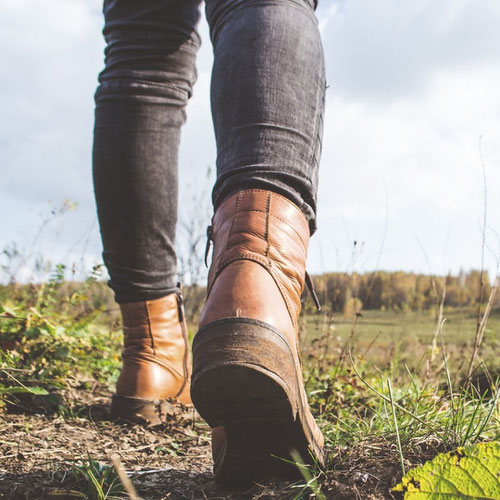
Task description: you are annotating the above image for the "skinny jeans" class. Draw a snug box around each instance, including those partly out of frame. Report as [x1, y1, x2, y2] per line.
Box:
[92, 0, 326, 303]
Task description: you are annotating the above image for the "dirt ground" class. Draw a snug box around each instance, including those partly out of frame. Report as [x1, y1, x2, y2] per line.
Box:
[0, 385, 436, 500]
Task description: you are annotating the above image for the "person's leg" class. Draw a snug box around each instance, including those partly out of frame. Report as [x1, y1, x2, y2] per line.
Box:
[192, 0, 326, 485]
[92, 0, 202, 423]
[206, 0, 324, 234]
[93, 0, 201, 303]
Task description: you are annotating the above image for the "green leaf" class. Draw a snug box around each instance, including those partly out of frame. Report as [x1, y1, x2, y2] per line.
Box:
[46, 490, 87, 498]
[393, 441, 500, 499]
[0, 304, 20, 319]
[1, 386, 49, 395]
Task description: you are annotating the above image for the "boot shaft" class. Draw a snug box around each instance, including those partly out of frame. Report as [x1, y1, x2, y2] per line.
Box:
[120, 292, 187, 362]
[116, 292, 191, 404]
[205, 189, 311, 329]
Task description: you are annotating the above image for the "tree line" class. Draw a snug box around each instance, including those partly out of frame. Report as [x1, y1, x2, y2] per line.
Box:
[306, 270, 496, 315]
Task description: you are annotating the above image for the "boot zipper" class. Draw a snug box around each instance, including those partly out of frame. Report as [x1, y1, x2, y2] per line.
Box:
[305, 271, 321, 311]
[175, 284, 189, 395]
[176, 282, 185, 322]
[204, 225, 213, 267]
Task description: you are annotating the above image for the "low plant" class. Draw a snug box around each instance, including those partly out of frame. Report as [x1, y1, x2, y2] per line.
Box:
[62, 457, 129, 499]
[0, 264, 121, 413]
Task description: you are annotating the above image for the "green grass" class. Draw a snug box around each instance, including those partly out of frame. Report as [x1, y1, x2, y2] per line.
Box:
[0, 275, 122, 413]
[299, 306, 499, 493]
[301, 307, 500, 374]
[306, 356, 499, 449]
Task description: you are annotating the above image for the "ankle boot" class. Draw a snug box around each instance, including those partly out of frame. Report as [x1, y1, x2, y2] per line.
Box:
[191, 189, 324, 485]
[111, 290, 191, 425]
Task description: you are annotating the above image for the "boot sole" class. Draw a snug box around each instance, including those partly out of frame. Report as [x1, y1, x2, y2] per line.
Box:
[111, 394, 181, 426]
[191, 318, 324, 486]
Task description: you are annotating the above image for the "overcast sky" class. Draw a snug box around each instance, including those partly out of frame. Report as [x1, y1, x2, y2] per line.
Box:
[2, 0, 500, 284]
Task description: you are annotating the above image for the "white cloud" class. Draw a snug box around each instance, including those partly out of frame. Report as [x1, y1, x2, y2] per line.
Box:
[312, 62, 500, 276]
[320, 0, 500, 100]
[0, 0, 103, 205]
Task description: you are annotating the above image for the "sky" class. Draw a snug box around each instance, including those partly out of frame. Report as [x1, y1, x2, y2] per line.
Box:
[1, 0, 500, 284]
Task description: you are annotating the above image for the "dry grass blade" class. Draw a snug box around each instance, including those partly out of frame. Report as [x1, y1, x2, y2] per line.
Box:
[430, 281, 446, 366]
[110, 454, 142, 500]
[466, 277, 498, 384]
[387, 379, 405, 477]
[466, 136, 493, 383]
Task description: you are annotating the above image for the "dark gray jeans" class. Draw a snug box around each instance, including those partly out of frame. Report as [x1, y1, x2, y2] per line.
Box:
[93, 0, 325, 303]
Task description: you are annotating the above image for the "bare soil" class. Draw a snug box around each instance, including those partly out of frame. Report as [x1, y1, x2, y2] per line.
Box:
[0, 385, 440, 499]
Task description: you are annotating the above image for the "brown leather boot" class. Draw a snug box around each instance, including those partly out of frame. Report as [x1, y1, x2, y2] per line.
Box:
[111, 290, 191, 426]
[191, 189, 324, 485]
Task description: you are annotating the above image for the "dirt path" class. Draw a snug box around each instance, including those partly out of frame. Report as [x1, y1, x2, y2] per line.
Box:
[0, 389, 214, 499]
[0, 387, 416, 499]
[0, 387, 306, 499]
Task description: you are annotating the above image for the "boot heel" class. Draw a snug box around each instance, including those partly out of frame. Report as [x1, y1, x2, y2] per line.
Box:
[111, 395, 178, 426]
[191, 318, 316, 485]
[191, 318, 299, 427]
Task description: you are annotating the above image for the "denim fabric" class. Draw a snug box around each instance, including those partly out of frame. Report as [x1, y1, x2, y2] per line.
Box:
[93, 0, 326, 303]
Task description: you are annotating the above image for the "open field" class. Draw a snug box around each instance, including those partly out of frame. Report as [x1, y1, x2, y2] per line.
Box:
[1, 282, 499, 499]
[302, 307, 500, 375]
